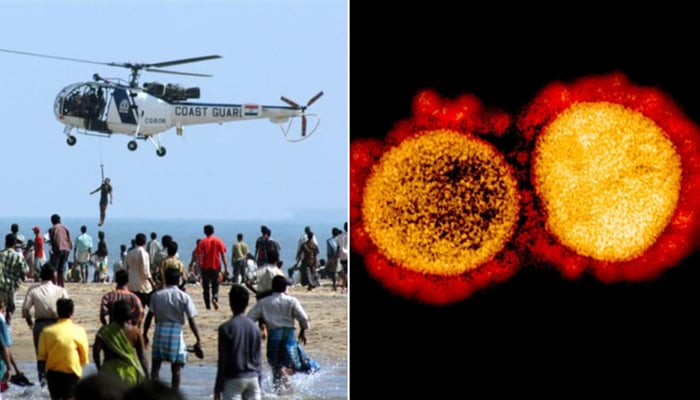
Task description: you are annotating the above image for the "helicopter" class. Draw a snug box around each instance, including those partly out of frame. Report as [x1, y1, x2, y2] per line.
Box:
[0, 49, 323, 157]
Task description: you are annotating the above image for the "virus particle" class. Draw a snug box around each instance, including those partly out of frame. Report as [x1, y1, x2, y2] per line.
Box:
[351, 90, 521, 305]
[535, 102, 681, 261]
[515, 73, 700, 283]
[363, 130, 520, 275]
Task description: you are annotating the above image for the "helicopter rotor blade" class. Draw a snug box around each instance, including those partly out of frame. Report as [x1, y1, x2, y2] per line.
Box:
[306, 91, 324, 107]
[145, 68, 214, 78]
[0, 48, 111, 67]
[149, 55, 222, 69]
[302, 115, 308, 137]
[107, 55, 222, 71]
[281, 96, 301, 109]
[1, 49, 221, 84]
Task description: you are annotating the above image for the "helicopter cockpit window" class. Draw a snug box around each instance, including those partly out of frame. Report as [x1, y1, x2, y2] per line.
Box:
[62, 84, 105, 120]
[60, 84, 109, 131]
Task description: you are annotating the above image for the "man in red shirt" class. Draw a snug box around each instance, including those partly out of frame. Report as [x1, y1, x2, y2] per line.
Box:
[195, 225, 229, 310]
[32, 227, 47, 281]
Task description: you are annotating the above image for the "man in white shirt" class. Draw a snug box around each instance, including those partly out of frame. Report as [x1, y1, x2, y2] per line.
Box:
[147, 232, 161, 268]
[73, 226, 93, 283]
[125, 233, 155, 312]
[246, 250, 285, 300]
[142, 268, 201, 391]
[247, 275, 319, 393]
[21, 266, 69, 385]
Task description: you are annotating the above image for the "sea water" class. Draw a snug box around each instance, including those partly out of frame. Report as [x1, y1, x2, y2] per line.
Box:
[2, 215, 347, 279]
[0, 215, 348, 399]
[5, 359, 348, 399]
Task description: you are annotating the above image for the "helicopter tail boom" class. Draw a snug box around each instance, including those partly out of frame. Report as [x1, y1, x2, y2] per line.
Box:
[170, 91, 323, 141]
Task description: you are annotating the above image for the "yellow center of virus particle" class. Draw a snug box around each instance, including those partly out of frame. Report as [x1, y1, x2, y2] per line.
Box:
[534, 101, 682, 261]
[362, 129, 520, 276]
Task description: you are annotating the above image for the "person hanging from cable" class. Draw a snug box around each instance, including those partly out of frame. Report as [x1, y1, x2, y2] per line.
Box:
[90, 177, 113, 227]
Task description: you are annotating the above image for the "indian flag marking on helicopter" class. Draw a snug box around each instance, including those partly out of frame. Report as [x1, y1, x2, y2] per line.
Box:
[243, 104, 260, 117]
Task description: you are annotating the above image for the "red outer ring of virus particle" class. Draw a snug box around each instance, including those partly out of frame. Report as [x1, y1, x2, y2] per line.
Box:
[351, 89, 520, 305]
[515, 72, 700, 283]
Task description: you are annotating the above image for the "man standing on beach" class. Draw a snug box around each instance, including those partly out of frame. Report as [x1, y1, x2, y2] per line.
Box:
[151, 234, 175, 288]
[147, 232, 161, 269]
[214, 284, 262, 400]
[231, 233, 249, 285]
[296, 226, 318, 256]
[74, 226, 93, 284]
[326, 227, 342, 289]
[48, 214, 72, 288]
[37, 298, 90, 400]
[0, 300, 13, 393]
[21, 266, 69, 386]
[0, 234, 28, 325]
[296, 232, 320, 291]
[195, 225, 229, 310]
[9, 224, 25, 254]
[143, 268, 202, 391]
[254, 226, 281, 267]
[337, 222, 349, 293]
[159, 241, 188, 290]
[125, 233, 155, 313]
[32, 226, 47, 279]
[188, 239, 202, 284]
[93, 230, 109, 283]
[113, 244, 127, 274]
[247, 275, 319, 393]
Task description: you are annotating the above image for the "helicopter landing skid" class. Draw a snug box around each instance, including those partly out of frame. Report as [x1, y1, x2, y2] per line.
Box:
[278, 113, 321, 143]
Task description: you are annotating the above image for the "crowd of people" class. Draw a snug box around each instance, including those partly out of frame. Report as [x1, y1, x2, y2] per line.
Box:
[0, 218, 348, 400]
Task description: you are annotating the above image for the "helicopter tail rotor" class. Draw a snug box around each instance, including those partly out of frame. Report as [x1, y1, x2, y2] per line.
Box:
[306, 91, 324, 108]
[302, 115, 308, 137]
[280, 96, 300, 109]
[280, 91, 324, 136]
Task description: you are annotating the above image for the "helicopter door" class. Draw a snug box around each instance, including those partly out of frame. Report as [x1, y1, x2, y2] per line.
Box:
[59, 83, 107, 131]
[88, 85, 109, 131]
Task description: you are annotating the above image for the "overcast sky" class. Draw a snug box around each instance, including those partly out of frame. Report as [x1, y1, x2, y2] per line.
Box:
[0, 0, 348, 221]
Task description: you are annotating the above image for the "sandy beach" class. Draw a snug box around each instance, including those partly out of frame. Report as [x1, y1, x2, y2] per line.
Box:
[10, 278, 348, 379]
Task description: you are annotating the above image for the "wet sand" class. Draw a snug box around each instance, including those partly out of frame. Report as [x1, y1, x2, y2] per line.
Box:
[11, 279, 348, 372]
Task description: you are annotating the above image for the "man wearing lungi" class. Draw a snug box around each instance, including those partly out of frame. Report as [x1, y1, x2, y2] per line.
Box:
[247, 275, 319, 393]
[142, 268, 202, 391]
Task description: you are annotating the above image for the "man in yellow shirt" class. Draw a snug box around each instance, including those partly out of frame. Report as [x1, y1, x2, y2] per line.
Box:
[160, 241, 188, 290]
[231, 233, 249, 284]
[37, 298, 89, 400]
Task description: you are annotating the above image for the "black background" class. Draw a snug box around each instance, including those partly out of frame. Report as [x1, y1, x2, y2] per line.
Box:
[350, 5, 700, 397]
